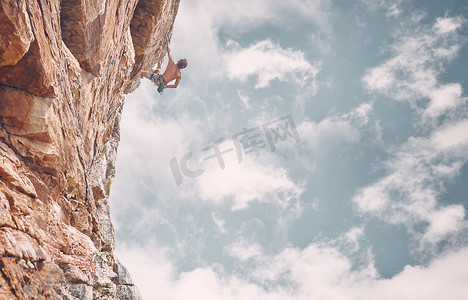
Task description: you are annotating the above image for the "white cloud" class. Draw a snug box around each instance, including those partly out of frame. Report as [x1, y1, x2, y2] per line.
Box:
[385, 4, 402, 18]
[117, 240, 468, 300]
[113, 82, 306, 256]
[353, 181, 390, 213]
[224, 239, 262, 261]
[224, 40, 320, 89]
[425, 83, 465, 118]
[300, 117, 359, 150]
[356, 15, 468, 247]
[211, 211, 227, 234]
[176, 0, 330, 38]
[364, 246, 468, 300]
[433, 16, 464, 34]
[363, 16, 465, 118]
[424, 205, 465, 243]
[299, 103, 379, 152]
[185, 0, 330, 30]
[237, 90, 251, 109]
[431, 119, 468, 150]
[172, 0, 330, 78]
[353, 119, 468, 247]
[360, 0, 405, 17]
[115, 88, 304, 212]
[197, 156, 304, 210]
[111, 82, 227, 245]
[341, 227, 366, 252]
[353, 120, 468, 245]
[114, 5, 468, 300]
[112, 81, 207, 195]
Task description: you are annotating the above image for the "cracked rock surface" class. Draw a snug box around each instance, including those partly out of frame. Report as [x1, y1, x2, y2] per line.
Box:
[0, 0, 180, 298]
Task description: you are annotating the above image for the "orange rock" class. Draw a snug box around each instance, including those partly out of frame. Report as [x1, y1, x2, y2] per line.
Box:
[0, 0, 180, 298]
[0, 0, 34, 67]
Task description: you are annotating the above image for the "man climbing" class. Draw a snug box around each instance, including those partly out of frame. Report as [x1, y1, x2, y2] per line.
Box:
[132, 43, 188, 94]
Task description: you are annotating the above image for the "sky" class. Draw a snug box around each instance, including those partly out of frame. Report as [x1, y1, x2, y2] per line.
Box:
[110, 0, 468, 299]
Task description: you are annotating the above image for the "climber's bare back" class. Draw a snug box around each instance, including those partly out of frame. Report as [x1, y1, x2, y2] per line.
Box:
[162, 59, 181, 84]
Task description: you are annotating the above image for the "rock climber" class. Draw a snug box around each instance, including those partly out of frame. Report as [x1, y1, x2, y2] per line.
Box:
[132, 43, 187, 94]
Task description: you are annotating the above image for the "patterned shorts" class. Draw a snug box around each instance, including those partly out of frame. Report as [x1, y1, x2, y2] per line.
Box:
[147, 72, 167, 94]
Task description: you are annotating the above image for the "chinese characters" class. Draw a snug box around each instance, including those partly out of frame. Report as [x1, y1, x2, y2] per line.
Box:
[170, 115, 300, 186]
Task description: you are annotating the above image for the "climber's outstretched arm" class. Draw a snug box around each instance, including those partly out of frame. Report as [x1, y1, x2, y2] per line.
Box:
[166, 43, 173, 62]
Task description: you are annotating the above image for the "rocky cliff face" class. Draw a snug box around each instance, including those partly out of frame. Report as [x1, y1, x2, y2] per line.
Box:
[0, 0, 180, 298]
